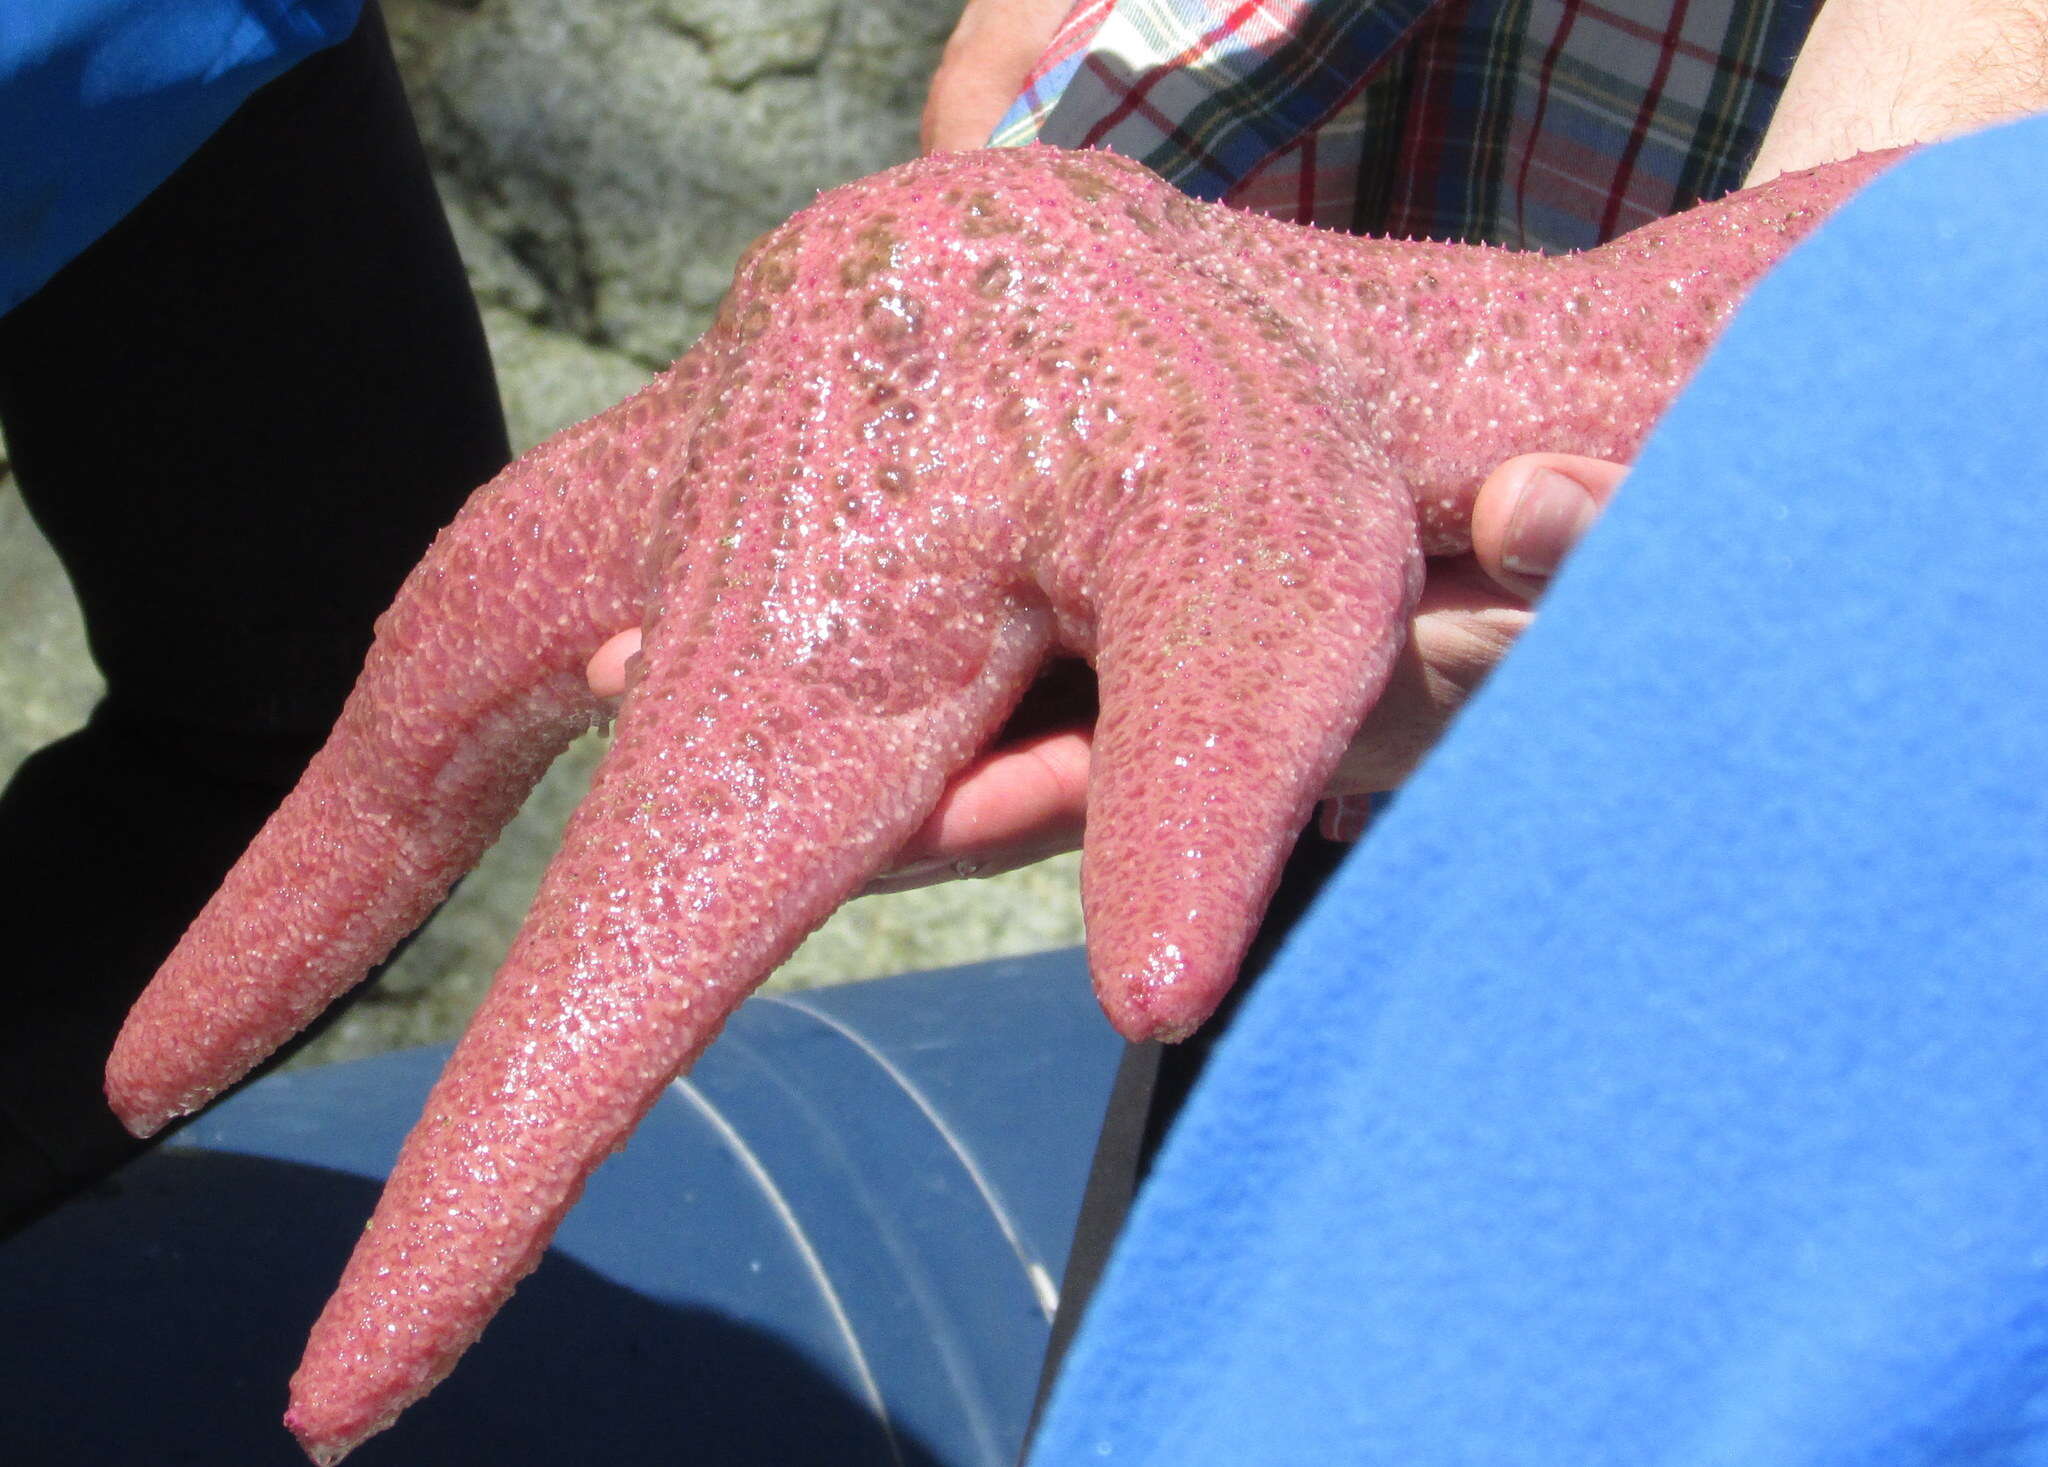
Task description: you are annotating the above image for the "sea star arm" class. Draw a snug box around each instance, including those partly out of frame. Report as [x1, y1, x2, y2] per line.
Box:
[103, 373, 704, 1133]
[1076, 391, 1420, 1038]
[280, 575, 1057, 1457]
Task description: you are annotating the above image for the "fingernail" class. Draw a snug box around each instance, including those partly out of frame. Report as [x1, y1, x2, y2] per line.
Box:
[1317, 794, 1375, 842]
[1501, 468, 1598, 580]
[865, 855, 951, 891]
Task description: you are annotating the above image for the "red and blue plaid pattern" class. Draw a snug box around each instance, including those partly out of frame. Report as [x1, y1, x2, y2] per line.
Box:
[989, 0, 1119, 143]
[993, 1, 1442, 205]
[995, 0, 1817, 247]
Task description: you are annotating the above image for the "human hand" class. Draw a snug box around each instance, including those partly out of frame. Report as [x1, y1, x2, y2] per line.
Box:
[585, 453, 1628, 891]
[1326, 451, 1625, 794]
[921, 0, 1075, 153]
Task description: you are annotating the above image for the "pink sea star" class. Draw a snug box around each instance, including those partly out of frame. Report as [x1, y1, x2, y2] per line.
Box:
[103, 142, 1900, 1461]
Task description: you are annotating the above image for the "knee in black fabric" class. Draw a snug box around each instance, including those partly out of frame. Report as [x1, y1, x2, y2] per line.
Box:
[0, 1, 506, 740]
[0, 0, 506, 1233]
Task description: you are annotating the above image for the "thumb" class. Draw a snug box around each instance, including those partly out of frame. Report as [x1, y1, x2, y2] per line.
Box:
[586, 627, 642, 701]
[1470, 453, 1629, 601]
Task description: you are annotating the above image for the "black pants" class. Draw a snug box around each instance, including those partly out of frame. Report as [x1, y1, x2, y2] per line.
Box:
[0, 2, 508, 1233]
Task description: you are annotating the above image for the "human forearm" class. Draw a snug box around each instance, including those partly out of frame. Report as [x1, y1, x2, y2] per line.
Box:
[1747, 0, 2048, 182]
[922, 0, 1075, 152]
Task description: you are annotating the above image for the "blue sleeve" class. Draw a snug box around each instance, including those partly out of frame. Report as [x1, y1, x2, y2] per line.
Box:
[1026, 113, 2048, 1467]
[0, 0, 363, 315]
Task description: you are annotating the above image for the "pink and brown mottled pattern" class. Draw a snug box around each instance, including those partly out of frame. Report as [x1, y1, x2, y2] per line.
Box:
[104, 143, 1902, 1461]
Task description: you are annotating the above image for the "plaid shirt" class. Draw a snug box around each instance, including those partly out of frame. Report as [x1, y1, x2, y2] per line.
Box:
[992, 0, 1818, 250]
[992, 0, 1818, 838]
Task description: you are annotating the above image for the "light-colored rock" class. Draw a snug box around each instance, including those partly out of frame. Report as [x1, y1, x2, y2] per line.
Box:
[475, 304, 654, 452]
[649, 0, 838, 89]
[399, 0, 961, 364]
[0, 459, 103, 781]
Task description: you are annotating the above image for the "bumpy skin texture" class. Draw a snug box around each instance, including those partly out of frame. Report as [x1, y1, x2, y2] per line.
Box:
[105, 144, 1900, 1461]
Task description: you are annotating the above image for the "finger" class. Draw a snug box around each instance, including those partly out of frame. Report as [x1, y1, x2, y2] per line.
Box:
[865, 724, 1092, 892]
[1469, 452, 1628, 600]
[1329, 557, 1533, 793]
[104, 365, 704, 1138]
[1081, 436, 1418, 1042]
[1325, 459, 1626, 795]
[921, 0, 1077, 154]
[284, 584, 1053, 1461]
[586, 625, 642, 701]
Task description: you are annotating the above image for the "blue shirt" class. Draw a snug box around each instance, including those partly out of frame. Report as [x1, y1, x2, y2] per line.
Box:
[0, 0, 362, 315]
